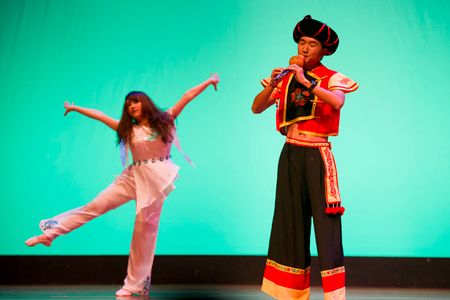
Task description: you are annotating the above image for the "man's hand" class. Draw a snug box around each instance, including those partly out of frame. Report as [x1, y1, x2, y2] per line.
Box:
[269, 67, 284, 87]
[285, 64, 309, 87]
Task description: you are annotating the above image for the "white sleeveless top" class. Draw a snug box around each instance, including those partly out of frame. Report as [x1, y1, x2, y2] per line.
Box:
[120, 124, 180, 214]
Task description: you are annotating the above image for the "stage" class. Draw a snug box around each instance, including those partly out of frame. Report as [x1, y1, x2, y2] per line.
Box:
[2, 1, 450, 300]
[0, 285, 449, 300]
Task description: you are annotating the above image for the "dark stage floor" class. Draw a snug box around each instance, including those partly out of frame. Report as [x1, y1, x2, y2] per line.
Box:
[0, 285, 449, 300]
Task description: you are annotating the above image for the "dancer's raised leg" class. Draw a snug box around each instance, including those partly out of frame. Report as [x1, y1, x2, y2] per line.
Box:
[25, 174, 136, 246]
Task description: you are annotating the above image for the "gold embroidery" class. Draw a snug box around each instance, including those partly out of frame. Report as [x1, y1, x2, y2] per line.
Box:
[286, 138, 330, 148]
[319, 147, 341, 204]
[321, 266, 345, 277]
[266, 259, 311, 275]
[339, 77, 350, 85]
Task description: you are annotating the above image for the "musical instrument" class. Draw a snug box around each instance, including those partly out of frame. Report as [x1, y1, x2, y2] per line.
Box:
[271, 55, 305, 85]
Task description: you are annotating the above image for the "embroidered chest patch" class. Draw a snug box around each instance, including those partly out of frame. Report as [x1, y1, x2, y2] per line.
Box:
[146, 130, 160, 141]
[290, 88, 311, 107]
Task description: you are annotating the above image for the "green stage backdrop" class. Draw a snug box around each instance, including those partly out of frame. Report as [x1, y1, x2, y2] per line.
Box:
[1, 0, 449, 257]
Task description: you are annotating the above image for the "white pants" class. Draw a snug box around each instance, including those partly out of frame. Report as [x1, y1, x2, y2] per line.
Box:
[40, 175, 169, 295]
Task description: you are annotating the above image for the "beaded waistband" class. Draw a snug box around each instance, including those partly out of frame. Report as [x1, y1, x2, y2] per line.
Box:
[132, 155, 171, 166]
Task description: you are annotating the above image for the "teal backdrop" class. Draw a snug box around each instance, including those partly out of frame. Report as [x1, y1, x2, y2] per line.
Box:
[1, 0, 449, 257]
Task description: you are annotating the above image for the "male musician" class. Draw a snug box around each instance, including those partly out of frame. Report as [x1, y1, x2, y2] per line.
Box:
[252, 15, 358, 300]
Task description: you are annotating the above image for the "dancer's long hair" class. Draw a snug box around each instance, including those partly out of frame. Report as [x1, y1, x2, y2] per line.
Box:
[117, 91, 174, 145]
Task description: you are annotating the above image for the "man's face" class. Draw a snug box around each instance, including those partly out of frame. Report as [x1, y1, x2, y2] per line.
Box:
[297, 36, 327, 70]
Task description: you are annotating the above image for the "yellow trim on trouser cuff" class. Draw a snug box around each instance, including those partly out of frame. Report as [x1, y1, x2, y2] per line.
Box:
[324, 287, 346, 300]
[262, 278, 310, 300]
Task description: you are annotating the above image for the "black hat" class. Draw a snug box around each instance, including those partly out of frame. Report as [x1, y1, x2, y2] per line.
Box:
[293, 15, 339, 55]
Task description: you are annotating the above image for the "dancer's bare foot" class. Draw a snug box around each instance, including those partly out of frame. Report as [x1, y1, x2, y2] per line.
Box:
[115, 288, 132, 297]
[25, 235, 52, 247]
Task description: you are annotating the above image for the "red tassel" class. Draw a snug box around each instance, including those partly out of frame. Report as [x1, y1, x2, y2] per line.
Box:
[325, 206, 345, 215]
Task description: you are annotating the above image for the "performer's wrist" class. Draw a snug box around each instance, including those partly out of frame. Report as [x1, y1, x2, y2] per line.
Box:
[307, 79, 317, 93]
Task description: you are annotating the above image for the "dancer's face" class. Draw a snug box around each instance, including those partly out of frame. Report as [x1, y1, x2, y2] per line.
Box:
[127, 99, 145, 122]
[297, 36, 327, 70]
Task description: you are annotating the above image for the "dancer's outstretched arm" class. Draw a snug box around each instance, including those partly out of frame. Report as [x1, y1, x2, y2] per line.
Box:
[64, 101, 119, 131]
[170, 73, 220, 119]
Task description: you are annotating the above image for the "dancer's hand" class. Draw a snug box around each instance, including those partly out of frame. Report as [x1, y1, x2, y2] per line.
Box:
[64, 101, 76, 116]
[209, 73, 220, 91]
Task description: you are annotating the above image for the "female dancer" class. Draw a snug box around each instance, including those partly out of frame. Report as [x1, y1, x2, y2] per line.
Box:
[25, 73, 220, 297]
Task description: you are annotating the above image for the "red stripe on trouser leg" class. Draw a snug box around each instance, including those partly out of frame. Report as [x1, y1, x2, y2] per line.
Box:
[263, 263, 310, 290]
[322, 270, 345, 293]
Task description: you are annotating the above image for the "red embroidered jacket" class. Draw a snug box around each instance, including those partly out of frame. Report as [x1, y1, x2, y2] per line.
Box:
[261, 64, 359, 136]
